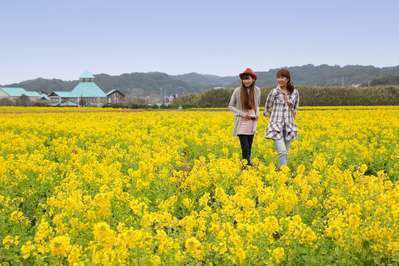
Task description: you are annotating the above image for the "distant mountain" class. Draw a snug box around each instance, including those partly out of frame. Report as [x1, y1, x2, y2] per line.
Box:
[2, 72, 210, 98]
[2, 78, 78, 95]
[173, 72, 236, 89]
[254, 64, 399, 87]
[2, 64, 399, 98]
[93, 72, 200, 97]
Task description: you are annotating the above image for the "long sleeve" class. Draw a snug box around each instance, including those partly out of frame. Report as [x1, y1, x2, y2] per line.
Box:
[292, 90, 299, 115]
[263, 89, 275, 117]
[228, 89, 246, 117]
[253, 87, 260, 118]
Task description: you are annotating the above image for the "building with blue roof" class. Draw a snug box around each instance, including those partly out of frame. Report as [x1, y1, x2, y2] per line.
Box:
[0, 87, 48, 103]
[48, 71, 107, 106]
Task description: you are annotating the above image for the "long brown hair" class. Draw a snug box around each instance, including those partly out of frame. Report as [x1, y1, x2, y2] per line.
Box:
[240, 80, 256, 110]
[276, 68, 295, 94]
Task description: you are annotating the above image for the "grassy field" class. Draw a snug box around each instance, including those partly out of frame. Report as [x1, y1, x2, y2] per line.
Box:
[0, 106, 398, 264]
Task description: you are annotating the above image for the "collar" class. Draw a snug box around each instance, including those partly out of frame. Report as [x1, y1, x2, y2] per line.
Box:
[276, 86, 288, 95]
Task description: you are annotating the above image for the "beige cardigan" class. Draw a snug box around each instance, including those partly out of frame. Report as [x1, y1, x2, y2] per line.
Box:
[228, 86, 261, 136]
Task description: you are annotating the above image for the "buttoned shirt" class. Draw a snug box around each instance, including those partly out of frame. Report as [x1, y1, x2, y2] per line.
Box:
[264, 86, 299, 140]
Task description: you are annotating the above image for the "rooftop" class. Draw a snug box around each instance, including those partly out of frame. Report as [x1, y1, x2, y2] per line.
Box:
[50, 82, 106, 98]
[0, 87, 42, 97]
[79, 70, 95, 79]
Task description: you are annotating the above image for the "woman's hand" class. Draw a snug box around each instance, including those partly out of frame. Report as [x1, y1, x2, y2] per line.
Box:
[283, 94, 289, 104]
[283, 94, 294, 109]
[283, 93, 288, 100]
[243, 114, 251, 119]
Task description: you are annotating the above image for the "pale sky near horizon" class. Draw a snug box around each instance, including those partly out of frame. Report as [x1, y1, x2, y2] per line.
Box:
[1, 0, 398, 84]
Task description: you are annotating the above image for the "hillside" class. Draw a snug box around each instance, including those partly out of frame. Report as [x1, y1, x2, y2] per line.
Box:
[2, 64, 399, 97]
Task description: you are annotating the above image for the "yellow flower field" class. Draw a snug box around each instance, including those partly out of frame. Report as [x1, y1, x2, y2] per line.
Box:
[0, 106, 398, 265]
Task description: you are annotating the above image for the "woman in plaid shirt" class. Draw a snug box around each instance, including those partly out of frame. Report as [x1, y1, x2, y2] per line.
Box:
[264, 68, 299, 170]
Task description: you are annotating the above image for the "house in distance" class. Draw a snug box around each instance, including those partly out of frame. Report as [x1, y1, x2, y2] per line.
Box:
[48, 71, 107, 107]
[106, 89, 126, 104]
[0, 87, 48, 103]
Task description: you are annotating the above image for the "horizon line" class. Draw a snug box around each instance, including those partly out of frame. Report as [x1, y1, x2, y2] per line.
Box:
[2, 63, 399, 85]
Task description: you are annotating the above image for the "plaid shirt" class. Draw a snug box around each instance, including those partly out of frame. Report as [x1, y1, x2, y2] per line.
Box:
[263, 86, 299, 140]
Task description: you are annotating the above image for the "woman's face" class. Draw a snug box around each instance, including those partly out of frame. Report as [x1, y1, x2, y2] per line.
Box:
[277, 76, 288, 88]
[242, 75, 254, 88]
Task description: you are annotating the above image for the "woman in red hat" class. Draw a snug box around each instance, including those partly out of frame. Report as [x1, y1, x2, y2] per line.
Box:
[264, 68, 299, 170]
[228, 68, 261, 166]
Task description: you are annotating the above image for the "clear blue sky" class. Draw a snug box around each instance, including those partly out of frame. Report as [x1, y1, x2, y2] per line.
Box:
[1, 0, 398, 84]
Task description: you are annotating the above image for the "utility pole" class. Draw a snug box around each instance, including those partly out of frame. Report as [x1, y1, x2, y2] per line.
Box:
[160, 88, 165, 105]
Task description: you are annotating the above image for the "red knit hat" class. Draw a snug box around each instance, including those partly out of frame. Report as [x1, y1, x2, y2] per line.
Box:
[239, 68, 257, 80]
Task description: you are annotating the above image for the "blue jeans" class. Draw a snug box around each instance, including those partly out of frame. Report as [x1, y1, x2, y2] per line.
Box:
[274, 134, 292, 169]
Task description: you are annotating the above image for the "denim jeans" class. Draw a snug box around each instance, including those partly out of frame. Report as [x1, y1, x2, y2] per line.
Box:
[238, 134, 254, 165]
[274, 131, 292, 169]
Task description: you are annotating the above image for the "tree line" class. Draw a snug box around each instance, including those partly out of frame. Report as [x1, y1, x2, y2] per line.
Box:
[172, 86, 399, 107]
[2, 86, 398, 107]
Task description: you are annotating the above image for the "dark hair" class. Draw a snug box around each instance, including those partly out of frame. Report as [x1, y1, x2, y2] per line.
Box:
[276, 68, 295, 94]
[240, 80, 255, 110]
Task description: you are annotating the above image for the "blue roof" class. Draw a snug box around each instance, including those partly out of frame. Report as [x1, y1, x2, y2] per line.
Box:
[70, 82, 106, 97]
[60, 101, 78, 106]
[53, 91, 73, 97]
[0, 87, 42, 97]
[51, 82, 106, 98]
[40, 93, 49, 100]
[80, 70, 94, 79]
